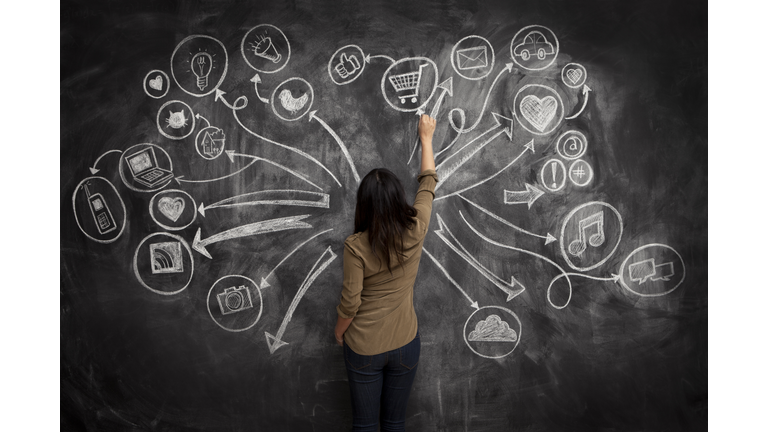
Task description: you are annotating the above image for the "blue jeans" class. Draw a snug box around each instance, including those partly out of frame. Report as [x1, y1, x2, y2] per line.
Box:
[344, 332, 420, 432]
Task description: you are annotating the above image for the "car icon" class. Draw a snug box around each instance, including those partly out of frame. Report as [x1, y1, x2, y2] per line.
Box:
[513, 30, 555, 61]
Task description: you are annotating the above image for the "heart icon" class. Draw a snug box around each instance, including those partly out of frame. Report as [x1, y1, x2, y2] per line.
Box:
[158, 197, 185, 222]
[566, 68, 583, 84]
[520, 95, 558, 132]
[149, 76, 163, 91]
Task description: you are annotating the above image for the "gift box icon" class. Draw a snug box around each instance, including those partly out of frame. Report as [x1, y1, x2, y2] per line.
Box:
[456, 46, 488, 70]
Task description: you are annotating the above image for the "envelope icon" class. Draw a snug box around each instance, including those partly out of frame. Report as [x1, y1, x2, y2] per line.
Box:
[456, 46, 488, 70]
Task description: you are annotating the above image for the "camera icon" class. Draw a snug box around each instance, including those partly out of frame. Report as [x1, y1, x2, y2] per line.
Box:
[216, 285, 254, 315]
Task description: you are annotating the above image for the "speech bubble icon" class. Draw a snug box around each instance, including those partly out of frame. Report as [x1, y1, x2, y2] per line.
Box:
[629, 258, 656, 284]
[650, 262, 674, 282]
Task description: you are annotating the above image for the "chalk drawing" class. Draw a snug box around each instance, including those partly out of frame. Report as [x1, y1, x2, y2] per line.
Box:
[265, 246, 337, 353]
[143, 69, 170, 99]
[458, 194, 555, 244]
[214, 89, 249, 110]
[448, 64, 514, 134]
[271, 78, 314, 122]
[545, 272, 621, 309]
[88, 149, 123, 175]
[565, 85, 592, 120]
[435, 139, 534, 201]
[539, 158, 567, 192]
[568, 159, 593, 187]
[503, 183, 545, 209]
[435, 112, 513, 189]
[407, 77, 453, 165]
[133, 232, 194, 295]
[241, 24, 291, 74]
[259, 229, 334, 289]
[513, 84, 564, 136]
[174, 159, 259, 185]
[156, 100, 196, 140]
[206, 275, 264, 332]
[328, 45, 366, 85]
[198, 190, 329, 217]
[618, 244, 685, 297]
[365, 54, 396, 64]
[232, 109, 342, 187]
[556, 130, 588, 160]
[192, 214, 313, 259]
[463, 306, 521, 359]
[560, 201, 623, 272]
[170, 35, 228, 97]
[308, 110, 360, 184]
[422, 248, 479, 310]
[72, 176, 127, 244]
[223, 150, 323, 191]
[148, 189, 197, 231]
[250, 74, 270, 103]
[450, 35, 495, 81]
[510, 25, 559, 71]
[459, 211, 573, 309]
[381, 57, 438, 113]
[194, 125, 226, 160]
[561, 63, 587, 89]
[118, 143, 174, 193]
[434, 214, 525, 302]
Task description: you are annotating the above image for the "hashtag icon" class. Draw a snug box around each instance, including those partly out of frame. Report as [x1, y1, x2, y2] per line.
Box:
[574, 166, 586, 178]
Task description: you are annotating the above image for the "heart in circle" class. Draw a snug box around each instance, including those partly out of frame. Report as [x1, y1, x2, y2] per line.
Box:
[149, 76, 163, 91]
[520, 95, 558, 132]
[566, 68, 583, 84]
[158, 197, 185, 222]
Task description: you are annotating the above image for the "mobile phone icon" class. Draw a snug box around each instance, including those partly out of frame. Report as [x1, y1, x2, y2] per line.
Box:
[83, 182, 116, 235]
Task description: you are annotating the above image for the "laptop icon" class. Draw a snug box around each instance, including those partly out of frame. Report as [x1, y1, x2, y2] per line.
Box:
[125, 147, 174, 188]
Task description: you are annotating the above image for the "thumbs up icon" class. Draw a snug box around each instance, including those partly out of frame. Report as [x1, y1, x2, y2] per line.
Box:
[334, 53, 361, 79]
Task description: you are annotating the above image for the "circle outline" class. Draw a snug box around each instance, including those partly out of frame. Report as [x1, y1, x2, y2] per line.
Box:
[380, 57, 439, 113]
[157, 100, 196, 140]
[327, 44, 367, 86]
[118, 143, 175, 193]
[561, 62, 587, 89]
[240, 24, 291, 74]
[559, 201, 624, 272]
[194, 126, 226, 160]
[540, 158, 567, 192]
[206, 275, 264, 332]
[72, 176, 127, 244]
[510, 25, 560, 71]
[513, 84, 565, 136]
[133, 232, 194, 296]
[450, 35, 495, 81]
[556, 130, 588, 160]
[148, 189, 198, 231]
[170, 35, 229, 98]
[143, 69, 170, 99]
[618, 243, 686, 297]
[568, 159, 594, 187]
[463, 306, 522, 359]
[270, 77, 315, 122]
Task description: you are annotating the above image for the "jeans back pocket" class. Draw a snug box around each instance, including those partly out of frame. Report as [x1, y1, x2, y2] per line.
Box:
[399, 333, 420, 370]
[344, 343, 372, 370]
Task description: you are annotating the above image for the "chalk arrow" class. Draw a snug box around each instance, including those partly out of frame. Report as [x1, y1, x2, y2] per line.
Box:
[364, 53, 396, 64]
[224, 150, 322, 191]
[503, 183, 545, 209]
[192, 215, 313, 259]
[89, 149, 123, 175]
[259, 229, 334, 289]
[198, 190, 329, 217]
[194, 113, 211, 128]
[457, 193, 555, 245]
[215, 89, 248, 110]
[435, 113, 514, 190]
[565, 85, 592, 120]
[423, 248, 479, 310]
[448, 63, 514, 134]
[265, 246, 338, 353]
[309, 110, 360, 184]
[434, 214, 525, 302]
[250, 74, 269, 103]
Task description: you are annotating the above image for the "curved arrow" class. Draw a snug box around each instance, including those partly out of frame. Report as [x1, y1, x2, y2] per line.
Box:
[565, 85, 592, 120]
[423, 248, 479, 310]
[174, 158, 259, 185]
[198, 190, 330, 217]
[458, 211, 573, 310]
[215, 89, 248, 110]
[309, 110, 360, 184]
[448, 63, 514, 134]
[265, 245, 337, 353]
[259, 228, 334, 289]
[435, 112, 514, 189]
[457, 194, 556, 244]
[195, 113, 211, 128]
[435, 139, 534, 201]
[364, 53, 396, 64]
[250, 73, 269, 103]
[89, 149, 123, 175]
[503, 183, 545, 209]
[192, 215, 312, 259]
[232, 109, 342, 187]
[434, 213, 525, 302]
[224, 150, 322, 191]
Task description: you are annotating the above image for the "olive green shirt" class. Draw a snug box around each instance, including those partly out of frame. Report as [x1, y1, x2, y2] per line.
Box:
[336, 169, 438, 355]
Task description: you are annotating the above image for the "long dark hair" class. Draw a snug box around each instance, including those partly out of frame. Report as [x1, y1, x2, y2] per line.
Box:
[354, 168, 418, 274]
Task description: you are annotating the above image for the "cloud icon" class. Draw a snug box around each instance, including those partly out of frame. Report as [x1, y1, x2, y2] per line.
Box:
[468, 314, 518, 342]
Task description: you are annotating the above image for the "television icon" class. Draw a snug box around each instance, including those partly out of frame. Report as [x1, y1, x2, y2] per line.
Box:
[126, 147, 174, 188]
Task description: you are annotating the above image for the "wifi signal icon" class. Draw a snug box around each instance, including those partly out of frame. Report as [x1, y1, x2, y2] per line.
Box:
[150, 242, 184, 274]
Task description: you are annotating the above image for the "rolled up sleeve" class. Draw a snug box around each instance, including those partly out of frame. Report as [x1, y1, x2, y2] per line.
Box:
[414, 169, 439, 228]
[337, 240, 364, 319]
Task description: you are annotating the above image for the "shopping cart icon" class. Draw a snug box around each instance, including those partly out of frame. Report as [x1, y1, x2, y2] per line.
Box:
[388, 63, 428, 104]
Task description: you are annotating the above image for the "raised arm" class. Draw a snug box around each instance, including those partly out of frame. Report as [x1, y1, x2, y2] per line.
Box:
[419, 114, 436, 173]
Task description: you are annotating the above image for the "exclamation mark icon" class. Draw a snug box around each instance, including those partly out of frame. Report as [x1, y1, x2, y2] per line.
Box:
[550, 161, 557, 189]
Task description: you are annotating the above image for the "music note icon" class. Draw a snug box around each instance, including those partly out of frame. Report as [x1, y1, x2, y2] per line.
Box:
[568, 211, 605, 256]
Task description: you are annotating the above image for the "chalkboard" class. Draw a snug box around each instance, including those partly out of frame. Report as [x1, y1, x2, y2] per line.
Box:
[60, 0, 707, 430]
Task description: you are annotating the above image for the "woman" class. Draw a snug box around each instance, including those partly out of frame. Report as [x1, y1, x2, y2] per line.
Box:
[335, 114, 437, 432]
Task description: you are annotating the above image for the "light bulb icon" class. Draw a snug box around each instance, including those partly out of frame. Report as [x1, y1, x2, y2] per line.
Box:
[191, 52, 213, 91]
